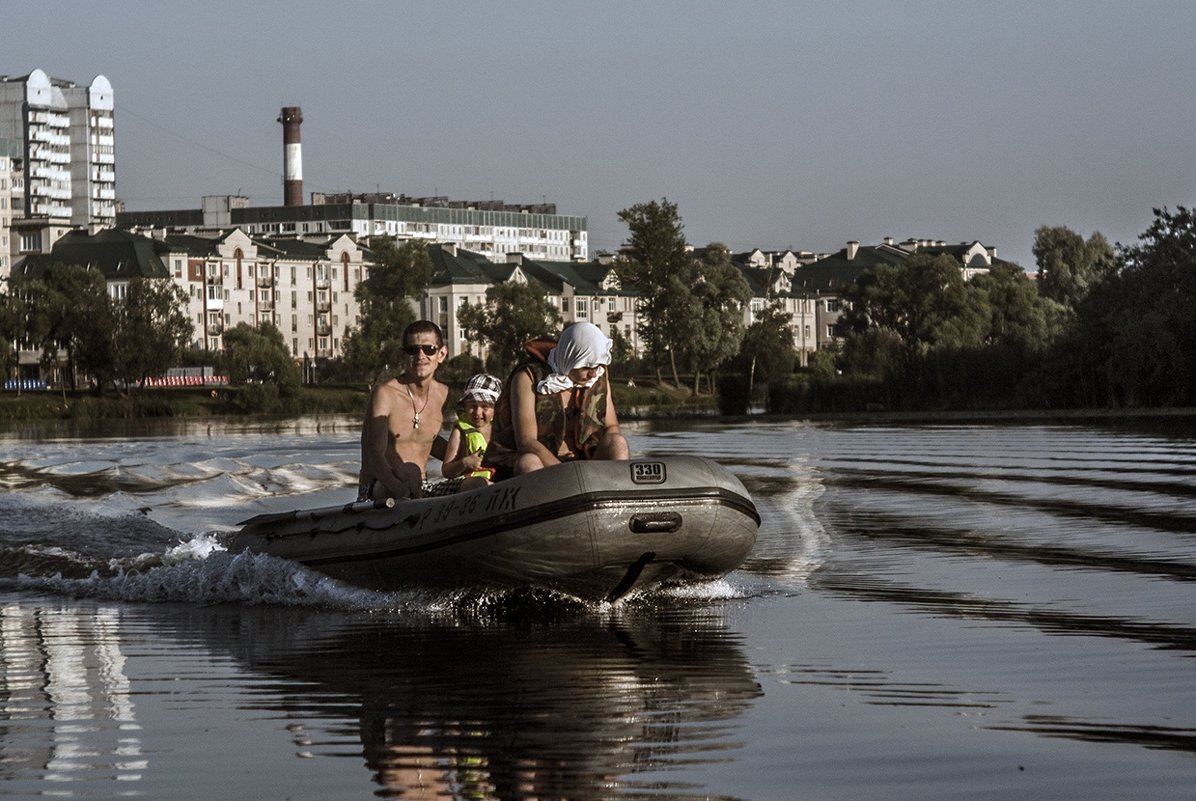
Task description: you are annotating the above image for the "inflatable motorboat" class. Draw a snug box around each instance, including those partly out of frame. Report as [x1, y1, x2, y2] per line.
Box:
[228, 456, 759, 602]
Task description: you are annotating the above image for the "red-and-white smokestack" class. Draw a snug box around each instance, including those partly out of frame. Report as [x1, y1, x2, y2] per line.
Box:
[278, 106, 303, 206]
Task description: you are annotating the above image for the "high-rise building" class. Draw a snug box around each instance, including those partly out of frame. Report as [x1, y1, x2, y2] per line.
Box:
[0, 68, 116, 235]
[0, 139, 17, 279]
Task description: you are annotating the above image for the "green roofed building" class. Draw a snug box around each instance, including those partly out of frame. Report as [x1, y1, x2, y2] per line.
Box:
[13, 228, 170, 288]
[423, 243, 638, 363]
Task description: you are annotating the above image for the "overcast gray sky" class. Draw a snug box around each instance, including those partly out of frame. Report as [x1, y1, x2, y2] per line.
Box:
[7, 0, 1195, 268]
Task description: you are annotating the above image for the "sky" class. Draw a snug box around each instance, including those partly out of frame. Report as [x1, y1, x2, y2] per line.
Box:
[7, 1, 1196, 269]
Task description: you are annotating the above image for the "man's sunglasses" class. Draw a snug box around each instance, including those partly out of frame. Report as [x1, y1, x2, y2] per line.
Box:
[403, 344, 441, 356]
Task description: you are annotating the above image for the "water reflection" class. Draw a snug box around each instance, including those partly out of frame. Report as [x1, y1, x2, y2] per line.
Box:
[767, 662, 1009, 710]
[991, 715, 1196, 754]
[169, 600, 762, 800]
[813, 572, 1196, 652]
[0, 601, 144, 791]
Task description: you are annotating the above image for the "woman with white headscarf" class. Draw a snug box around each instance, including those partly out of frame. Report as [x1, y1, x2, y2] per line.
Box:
[483, 322, 630, 479]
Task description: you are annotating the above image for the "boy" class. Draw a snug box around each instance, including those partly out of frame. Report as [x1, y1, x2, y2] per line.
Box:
[441, 373, 502, 491]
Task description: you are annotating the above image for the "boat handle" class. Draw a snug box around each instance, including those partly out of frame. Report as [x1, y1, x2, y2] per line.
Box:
[629, 512, 682, 534]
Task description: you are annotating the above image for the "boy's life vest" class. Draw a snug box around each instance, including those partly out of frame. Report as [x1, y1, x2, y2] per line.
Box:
[455, 416, 494, 480]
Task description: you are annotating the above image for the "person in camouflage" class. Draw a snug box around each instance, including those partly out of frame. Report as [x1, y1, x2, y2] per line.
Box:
[483, 322, 629, 480]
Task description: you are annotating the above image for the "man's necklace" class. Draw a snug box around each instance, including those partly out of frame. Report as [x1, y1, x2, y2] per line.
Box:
[406, 384, 430, 429]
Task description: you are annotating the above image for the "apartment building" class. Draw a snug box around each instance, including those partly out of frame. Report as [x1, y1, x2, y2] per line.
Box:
[119, 193, 589, 264]
[149, 229, 370, 360]
[729, 239, 1008, 364]
[13, 226, 371, 361]
[0, 69, 116, 243]
[423, 244, 638, 363]
[0, 142, 15, 279]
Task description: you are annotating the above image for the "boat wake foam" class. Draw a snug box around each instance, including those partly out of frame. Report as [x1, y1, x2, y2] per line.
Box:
[7, 532, 762, 614]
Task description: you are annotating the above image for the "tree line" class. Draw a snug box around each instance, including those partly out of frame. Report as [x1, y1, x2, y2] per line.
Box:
[0, 264, 192, 396]
[340, 201, 757, 398]
[0, 262, 301, 410]
[809, 206, 1196, 412]
[5, 203, 1194, 414]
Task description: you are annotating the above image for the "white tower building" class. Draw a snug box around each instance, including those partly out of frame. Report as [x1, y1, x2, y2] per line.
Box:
[0, 69, 116, 232]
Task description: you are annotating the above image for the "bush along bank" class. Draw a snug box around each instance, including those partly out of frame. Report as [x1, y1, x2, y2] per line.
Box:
[0, 385, 371, 421]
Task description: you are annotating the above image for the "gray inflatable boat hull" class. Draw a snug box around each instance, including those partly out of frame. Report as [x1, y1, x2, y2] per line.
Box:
[228, 456, 759, 601]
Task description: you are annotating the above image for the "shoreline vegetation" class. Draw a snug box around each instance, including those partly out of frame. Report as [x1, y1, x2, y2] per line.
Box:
[3, 382, 1194, 433]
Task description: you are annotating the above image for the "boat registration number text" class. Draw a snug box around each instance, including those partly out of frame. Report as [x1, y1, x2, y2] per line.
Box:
[630, 461, 667, 484]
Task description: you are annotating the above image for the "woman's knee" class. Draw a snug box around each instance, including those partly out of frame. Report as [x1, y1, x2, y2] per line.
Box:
[598, 432, 630, 459]
[514, 453, 546, 474]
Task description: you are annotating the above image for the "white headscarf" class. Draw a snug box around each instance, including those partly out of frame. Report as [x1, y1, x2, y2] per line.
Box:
[537, 322, 612, 395]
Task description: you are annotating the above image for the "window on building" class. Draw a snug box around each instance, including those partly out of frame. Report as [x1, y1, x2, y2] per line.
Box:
[576, 298, 589, 319]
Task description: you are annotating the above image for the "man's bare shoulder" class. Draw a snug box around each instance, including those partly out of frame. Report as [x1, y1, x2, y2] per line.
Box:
[367, 378, 403, 413]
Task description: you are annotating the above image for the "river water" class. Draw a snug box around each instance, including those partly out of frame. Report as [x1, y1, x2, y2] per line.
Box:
[0, 416, 1193, 800]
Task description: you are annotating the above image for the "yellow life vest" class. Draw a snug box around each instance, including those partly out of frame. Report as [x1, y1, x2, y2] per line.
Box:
[455, 418, 494, 480]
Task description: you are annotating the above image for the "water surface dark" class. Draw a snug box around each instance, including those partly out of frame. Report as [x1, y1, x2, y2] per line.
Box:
[1, 417, 1193, 799]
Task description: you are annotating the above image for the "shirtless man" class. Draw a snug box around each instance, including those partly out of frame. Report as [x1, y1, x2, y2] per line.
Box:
[358, 321, 450, 501]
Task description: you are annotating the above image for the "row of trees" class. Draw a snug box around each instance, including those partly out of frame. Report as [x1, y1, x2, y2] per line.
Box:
[338, 200, 759, 396]
[287, 197, 1196, 413]
[614, 200, 753, 394]
[0, 264, 192, 396]
[819, 207, 1196, 411]
[7, 200, 1191, 413]
[0, 263, 306, 412]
